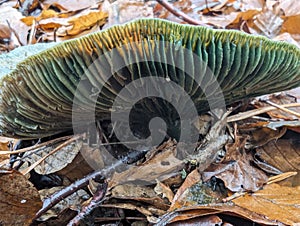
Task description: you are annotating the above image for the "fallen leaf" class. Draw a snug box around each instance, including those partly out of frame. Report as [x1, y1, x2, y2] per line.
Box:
[57, 10, 108, 36]
[252, 3, 283, 38]
[170, 214, 223, 226]
[105, 0, 154, 27]
[38, 186, 89, 221]
[281, 14, 300, 34]
[247, 127, 287, 147]
[109, 140, 184, 187]
[202, 134, 268, 192]
[170, 169, 201, 210]
[111, 183, 169, 210]
[21, 9, 59, 26]
[253, 93, 300, 120]
[279, 0, 300, 16]
[154, 180, 174, 203]
[159, 203, 280, 225]
[233, 183, 300, 225]
[22, 139, 83, 175]
[226, 9, 260, 30]
[0, 169, 42, 225]
[255, 139, 300, 186]
[43, 0, 98, 11]
[0, 4, 28, 45]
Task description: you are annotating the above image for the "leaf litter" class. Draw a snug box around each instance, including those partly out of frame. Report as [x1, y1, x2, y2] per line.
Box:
[0, 0, 300, 225]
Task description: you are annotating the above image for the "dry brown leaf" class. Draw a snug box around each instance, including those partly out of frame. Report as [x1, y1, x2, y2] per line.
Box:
[248, 127, 287, 147]
[170, 169, 201, 210]
[42, 2, 68, 11]
[252, 4, 283, 38]
[111, 183, 169, 211]
[0, 169, 42, 225]
[105, 0, 154, 27]
[101, 202, 165, 221]
[233, 183, 300, 225]
[58, 10, 108, 36]
[202, 135, 268, 192]
[226, 9, 260, 30]
[281, 14, 300, 34]
[21, 9, 59, 26]
[16, 0, 40, 16]
[255, 139, 300, 186]
[109, 140, 184, 187]
[0, 4, 28, 46]
[57, 145, 95, 182]
[170, 169, 227, 211]
[160, 204, 280, 225]
[240, 0, 265, 10]
[154, 180, 174, 203]
[0, 136, 14, 165]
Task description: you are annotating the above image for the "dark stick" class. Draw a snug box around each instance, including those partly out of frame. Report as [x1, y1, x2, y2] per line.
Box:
[34, 148, 143, 220]
[34, 169, 103, 219]
[155, 0, 207, 26]
[67, 182, 108, 226]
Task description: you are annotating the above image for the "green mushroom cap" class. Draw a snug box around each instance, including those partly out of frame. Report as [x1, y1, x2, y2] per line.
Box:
[0, 19, 299, 138]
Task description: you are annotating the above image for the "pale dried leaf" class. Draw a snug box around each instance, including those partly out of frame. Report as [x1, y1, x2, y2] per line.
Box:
[23, 140, 82, 175]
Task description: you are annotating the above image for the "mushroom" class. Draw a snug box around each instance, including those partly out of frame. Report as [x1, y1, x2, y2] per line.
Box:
[0, 19, 299, 139]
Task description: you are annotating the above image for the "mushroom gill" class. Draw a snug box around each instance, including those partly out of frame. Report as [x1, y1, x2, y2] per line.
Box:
[0, 19, 299, 139]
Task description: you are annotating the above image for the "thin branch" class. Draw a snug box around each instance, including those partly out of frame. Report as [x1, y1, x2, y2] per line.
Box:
[265, 100, 300, 118]
[155, 0, 207, 26]
[67, 183, 108, 226]
[0, 135, 73, 155]
[227, 103, 300, 122]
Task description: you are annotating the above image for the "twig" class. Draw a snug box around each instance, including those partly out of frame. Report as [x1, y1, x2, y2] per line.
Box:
[227, 103, 300, 122]
[67, 183, 108, 226]
[34, 148, 146, 220]
[267, 172, 297, 185]
[155, 0, 207, 26]
[0, 135, 73, 155]
[265, 100, 300, 118]
[222, 191, 246, 202]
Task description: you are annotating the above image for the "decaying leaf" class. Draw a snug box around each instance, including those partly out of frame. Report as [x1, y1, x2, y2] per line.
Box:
[56, 10, 108, 36]
[154, 180, 174, 203]
[255, 139, 300, 186]
[170, 169, 201, 210]
[158, 203, 280, 225]
[0, 169, 42, 225]
[202, 134, 268, 192]
[109, 140, 184, 187]
[170, 169, 228, 211]
[38, 186, 89, 221]
[233, 183, 300, 225]
[111, 183, 169, 211]
[253, 93, 300, 120]
[22, 139, 83, 175]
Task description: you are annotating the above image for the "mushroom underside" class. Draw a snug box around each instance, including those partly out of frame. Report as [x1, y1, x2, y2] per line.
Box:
[0, 19, 299, 139]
